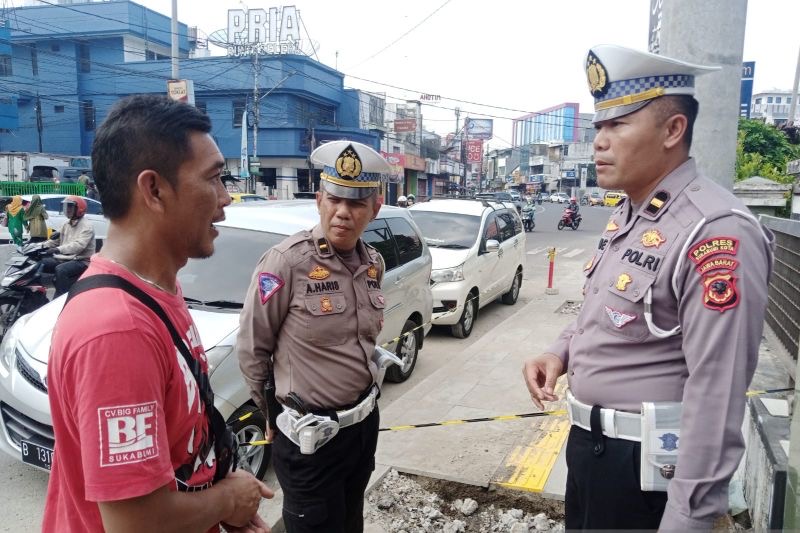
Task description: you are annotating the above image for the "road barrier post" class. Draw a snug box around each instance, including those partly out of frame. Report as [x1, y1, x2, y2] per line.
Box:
[545, 247, 559, 295]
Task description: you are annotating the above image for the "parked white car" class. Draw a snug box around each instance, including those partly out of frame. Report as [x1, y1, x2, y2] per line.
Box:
[549, 192, 569, 203]
[409, 198, 525, 338]
[0, 201, 432, 479]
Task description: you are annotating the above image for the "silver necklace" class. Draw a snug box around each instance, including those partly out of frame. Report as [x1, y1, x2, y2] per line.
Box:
[106, 258, 173, 293]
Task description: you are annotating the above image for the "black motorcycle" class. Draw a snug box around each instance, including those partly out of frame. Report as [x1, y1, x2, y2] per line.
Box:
[0, 242, 53, 339]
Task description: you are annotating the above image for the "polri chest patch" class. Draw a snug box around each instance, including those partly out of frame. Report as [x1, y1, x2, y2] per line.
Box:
[258, 273, 284, 304]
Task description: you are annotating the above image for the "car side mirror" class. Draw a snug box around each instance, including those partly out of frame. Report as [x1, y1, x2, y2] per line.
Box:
[485, 239, 500, 253]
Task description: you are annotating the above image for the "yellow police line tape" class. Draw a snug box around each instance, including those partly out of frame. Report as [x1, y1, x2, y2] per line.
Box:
[236, 387, 794, 447]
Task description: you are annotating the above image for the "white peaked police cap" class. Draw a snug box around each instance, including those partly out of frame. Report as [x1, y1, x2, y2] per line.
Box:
[310, 140, 392, 200]
[586, 44, 720, 123]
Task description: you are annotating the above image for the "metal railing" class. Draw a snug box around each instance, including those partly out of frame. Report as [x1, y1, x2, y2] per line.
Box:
[0, 182, 86, 197]
[761, 215, 800, 363]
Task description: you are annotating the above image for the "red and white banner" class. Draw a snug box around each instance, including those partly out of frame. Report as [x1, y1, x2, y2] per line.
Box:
[394, 119, 417, 132]
[466, 140, 483, 163]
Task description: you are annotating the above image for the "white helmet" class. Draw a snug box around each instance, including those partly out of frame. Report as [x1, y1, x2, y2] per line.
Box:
[398, 195, 408, 203]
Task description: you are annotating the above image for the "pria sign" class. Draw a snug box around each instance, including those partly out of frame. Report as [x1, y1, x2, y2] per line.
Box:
[227, 6, 302, 56]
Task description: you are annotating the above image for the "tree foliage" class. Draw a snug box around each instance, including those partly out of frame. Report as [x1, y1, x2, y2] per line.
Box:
[735, 119, 800, 184]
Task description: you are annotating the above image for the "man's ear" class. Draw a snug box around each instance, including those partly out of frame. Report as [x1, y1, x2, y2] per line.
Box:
[135, 170, 170, 214]
[663, 114, 688, 150]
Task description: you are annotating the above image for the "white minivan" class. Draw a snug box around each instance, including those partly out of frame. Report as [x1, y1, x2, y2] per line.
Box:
[409, 198, 525, 338]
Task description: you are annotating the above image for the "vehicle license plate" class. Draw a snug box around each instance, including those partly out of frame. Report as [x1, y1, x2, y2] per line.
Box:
[20, 438, 54, 471]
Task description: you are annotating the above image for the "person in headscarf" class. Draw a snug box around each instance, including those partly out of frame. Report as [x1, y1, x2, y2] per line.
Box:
[24, 194, 49, 243]
[5, 195, 26, 247]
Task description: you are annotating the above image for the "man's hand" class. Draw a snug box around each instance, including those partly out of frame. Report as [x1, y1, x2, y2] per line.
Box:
[523, 354, 564, 410]
[222, 513, 271, 533]
[217, 469, 274, 527]
[41, 247, 57, 256]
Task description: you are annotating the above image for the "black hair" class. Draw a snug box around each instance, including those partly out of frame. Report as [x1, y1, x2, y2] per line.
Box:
[91, 94, 212, 220]
[649, 95, 699, 148]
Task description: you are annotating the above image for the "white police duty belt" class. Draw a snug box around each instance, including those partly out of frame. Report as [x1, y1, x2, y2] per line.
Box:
[276, 387, 378, 455]
[566, 390, 681, 491]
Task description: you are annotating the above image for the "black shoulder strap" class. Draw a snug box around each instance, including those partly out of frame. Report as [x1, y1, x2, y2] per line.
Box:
[66, 274, 237, 483]
[66, 274, 213, 410]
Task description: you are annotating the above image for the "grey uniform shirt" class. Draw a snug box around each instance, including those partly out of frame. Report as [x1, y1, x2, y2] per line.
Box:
[545, 159, 775, 530]
[237, 224, 385, 412]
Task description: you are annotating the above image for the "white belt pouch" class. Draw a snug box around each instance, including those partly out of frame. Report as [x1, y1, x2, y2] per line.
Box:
[640, 401, 682, 492]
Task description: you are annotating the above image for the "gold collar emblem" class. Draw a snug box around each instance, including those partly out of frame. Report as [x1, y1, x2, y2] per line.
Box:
[335, 144, 362, 179]
[320, 296, 333, 313]
[584, 255, 595, 272]
[586, 51, 609, 97]
[615, 273, 633, 291]
[641, 229, 666, 248]
[367, 265, 378, 279]
[309, 265, 330, 280]
[606, 220, 619, 232]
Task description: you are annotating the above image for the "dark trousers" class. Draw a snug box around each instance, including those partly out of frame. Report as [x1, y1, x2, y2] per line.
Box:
[565, 425, 668, 530]
[39, 258, 88, 297]
[273, 407, 379, 533]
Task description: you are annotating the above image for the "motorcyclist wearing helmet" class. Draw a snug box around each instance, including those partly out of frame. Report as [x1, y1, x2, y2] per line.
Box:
[567, 196, 580, 222]
[39, 195, 96, 296]
[397, 195, 408, 208]
[407, 193, 416, 206]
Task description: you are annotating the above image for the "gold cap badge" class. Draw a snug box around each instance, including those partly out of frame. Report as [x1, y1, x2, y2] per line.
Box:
[615, 273, 633, 291]
[309, 265, 330, 280]
[586, 51, 609, 98]
[335, 144, 362, 180]
[641, 229, 666, 248]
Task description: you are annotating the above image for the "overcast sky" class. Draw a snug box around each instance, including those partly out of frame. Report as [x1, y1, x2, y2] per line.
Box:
[129, 0, 799, 148]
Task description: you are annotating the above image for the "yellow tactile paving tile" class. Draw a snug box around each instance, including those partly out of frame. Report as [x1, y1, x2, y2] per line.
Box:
[492, 379, 570, 493]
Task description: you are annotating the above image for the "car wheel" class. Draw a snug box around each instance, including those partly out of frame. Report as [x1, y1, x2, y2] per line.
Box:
[385, 319, 420, 383]
[501, 271, 522, 305]
[451, 293, 477, 338]
[229, 406, 271, 480]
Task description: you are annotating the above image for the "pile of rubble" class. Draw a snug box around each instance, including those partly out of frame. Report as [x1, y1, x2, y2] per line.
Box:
[365, 470, 565, 532]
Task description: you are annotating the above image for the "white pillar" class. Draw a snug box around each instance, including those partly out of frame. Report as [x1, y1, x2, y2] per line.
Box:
[655, 0, 748, 190]
[276, 167, 298, 199]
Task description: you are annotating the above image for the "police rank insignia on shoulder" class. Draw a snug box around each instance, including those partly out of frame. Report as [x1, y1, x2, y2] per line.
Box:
[641, 229, 666, 248]
[309, 265, 330, 280]
[701, 272, 739, 312]
[367, 265, 378, 279]
[258, 273, 284, 305]
[320, 296, 333, 313]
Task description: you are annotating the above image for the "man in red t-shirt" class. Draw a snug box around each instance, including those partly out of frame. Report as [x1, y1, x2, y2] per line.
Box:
[44, 95, 273, 532]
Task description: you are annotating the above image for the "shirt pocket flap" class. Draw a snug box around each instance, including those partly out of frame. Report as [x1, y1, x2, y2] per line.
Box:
[368, 291, 385, 309]
[606, 272, 656, 304]
[304, 294, 347, 315]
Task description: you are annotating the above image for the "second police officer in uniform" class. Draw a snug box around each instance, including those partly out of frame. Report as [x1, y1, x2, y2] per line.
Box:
[523, 45, 774, 530]
[237, 141, 392, 532]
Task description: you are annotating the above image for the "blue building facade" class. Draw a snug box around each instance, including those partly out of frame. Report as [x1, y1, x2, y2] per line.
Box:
[0, 1, 381, 196]
[512, 102, 580, 146]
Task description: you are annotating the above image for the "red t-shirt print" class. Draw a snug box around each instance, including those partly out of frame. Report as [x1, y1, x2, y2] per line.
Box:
[42, 256, 219, 533]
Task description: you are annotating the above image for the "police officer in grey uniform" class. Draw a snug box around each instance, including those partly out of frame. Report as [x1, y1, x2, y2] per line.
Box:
[237, 141, 391, 533]
[523, 45, 774, 531]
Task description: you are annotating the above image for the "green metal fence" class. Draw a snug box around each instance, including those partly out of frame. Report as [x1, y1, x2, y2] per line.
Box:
[0, 182, 86, 197]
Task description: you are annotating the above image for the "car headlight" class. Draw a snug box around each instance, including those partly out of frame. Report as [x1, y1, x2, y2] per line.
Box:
[205, 345, 234, 375]
[0, 313, 29, 375]
[430, 264, 465, 283]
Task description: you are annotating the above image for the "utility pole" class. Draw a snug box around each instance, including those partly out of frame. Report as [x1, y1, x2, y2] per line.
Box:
[35, 94, 43, 152]
[251, 52, 261, 194]
[170, 0, 178, 79]
[788, 46, 800, 127]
